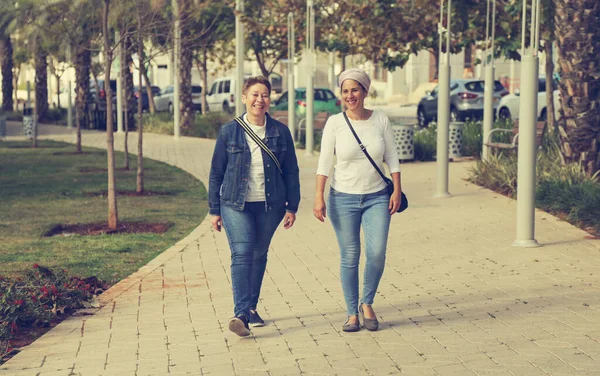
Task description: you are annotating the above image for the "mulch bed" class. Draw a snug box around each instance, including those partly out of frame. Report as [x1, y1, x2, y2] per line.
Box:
[43, 222, 172, 237]
[53, 151, 105, 156]
[84, 190, 171, 197]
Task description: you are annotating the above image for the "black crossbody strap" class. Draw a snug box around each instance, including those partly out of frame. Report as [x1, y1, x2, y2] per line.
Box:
[234, 116, 283, 174]
[342, 111, 388, 182]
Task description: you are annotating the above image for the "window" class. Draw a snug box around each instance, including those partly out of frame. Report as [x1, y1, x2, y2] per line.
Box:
[223, 80, 231, 93]
[191, 86, 202, 93]
[314, 90, 325, 101]
[277, 92, 288, 105]
[209, 82, 218, 95]
[373, 64, 387, 82]
[324, 90, 335, 100]
[217, 81, 224, 94]
[163, 86, 173, 94]
[538, 79, 547, 93]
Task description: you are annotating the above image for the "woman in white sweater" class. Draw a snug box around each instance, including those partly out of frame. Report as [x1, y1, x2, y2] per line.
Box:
[313, 68, 402, 332]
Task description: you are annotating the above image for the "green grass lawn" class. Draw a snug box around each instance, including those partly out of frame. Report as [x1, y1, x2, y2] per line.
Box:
[0, 140, 207, 285]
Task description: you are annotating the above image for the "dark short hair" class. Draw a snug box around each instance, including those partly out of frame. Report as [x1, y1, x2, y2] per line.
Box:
[242, 76, 272, 95]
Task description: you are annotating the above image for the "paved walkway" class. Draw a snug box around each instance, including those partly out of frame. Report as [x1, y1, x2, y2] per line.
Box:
[2, 123, 600, 376]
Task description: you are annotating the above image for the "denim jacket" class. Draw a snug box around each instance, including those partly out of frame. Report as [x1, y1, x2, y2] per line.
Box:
[208, 113, 300, 216]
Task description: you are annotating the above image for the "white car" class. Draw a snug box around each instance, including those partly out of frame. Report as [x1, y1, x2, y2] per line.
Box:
[496, 77, 561, 121]
[206, 77, 239, 114]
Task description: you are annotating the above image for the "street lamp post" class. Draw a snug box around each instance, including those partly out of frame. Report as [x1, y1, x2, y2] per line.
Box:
[173, 0, 181, 138]
[235, 0, 245, 117]
[287, 12, 296, 142]
[514, 0, 541, 247]
[435, 0, 451, 198]
[482, 0, 496, 161]
[305, 0, 315, 156]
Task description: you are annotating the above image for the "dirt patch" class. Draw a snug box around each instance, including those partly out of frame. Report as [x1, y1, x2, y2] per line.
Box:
[79, 167, 134, 173]
[84, 190, 171, 197]
[54, 151, 105, 156]
[43, 222, 172, 237]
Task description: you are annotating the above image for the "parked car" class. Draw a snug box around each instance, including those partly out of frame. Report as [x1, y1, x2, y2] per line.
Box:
[417, 79, 509, 127]
[154, 85, 202, 113]
[88, 78, 117, 108]
[271, 88, 341, 116]
[134, 86, 161, 112]
[496, 76, 561, 121]
[206, 77, 239, 114]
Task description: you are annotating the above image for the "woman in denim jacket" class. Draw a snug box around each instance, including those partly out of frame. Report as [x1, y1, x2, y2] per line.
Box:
[208, 76, 300, 337]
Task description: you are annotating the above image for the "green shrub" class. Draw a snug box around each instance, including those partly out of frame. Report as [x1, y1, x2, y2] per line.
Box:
[41, 108, 68, 124]
[468, 136, 600, 234]
[142, 112, 231, 139]
[0, 111, 23, 122]
[414, 124, 437, 161]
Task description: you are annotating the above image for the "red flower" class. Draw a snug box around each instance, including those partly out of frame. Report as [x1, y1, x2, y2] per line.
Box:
[33, 263, 39, 269]
[13, 299, 24, 306]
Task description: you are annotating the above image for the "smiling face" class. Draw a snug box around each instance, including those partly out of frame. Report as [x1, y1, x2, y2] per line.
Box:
[242, 83, 271, 118]
[341, 79, 367, 111]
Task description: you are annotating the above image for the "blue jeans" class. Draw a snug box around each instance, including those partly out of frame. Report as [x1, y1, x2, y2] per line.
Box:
[327, 188, 391, 316]
[221, 202, 286, 318]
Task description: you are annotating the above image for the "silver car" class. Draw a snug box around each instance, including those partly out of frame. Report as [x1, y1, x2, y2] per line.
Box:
[417, 79, 509, 127]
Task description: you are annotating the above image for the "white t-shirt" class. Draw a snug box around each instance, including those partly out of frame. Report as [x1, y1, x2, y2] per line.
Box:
[243, 114, 267, 202]
[316, 110, 401, 194]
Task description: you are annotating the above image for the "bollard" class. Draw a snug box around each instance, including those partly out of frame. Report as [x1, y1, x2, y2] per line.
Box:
[449, 121, 464, 159]
[23, 107, 35, 140]
[392, 124, 415, 161]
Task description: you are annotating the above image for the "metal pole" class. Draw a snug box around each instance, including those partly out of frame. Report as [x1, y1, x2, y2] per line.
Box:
[235, 0, 245, 117]
[305, 0, 314, 156]
[67, 44, 73, 129]
[435, 0, 451, 198]
[115, 32, 123, 133]
[482, 0, 495, 161]
[173, 0, 180, 138]
[328, 51, 335, 91]
[287, 12, 296, 142]
[513, 0, 540, 247]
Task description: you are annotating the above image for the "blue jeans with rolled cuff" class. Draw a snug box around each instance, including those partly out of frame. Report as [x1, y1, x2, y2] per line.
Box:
[327, 188, 391, 316]
[221, 201, 286, 318]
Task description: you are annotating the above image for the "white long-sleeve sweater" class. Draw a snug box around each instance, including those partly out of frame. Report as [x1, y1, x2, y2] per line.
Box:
[316, 110, 401, 194]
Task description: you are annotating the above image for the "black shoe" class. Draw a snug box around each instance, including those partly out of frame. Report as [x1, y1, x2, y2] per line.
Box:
[228, 316, 251, 337]
[249, 310, 265, 327]
[342, 316, 361, 332]
[359, 304, 379, 331]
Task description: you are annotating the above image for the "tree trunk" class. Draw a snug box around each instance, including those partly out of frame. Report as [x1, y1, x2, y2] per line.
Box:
[13, 67, 20, 112]
[202, 47, 208, 115]
[137, 4, 144, 194]
[123, 35, 135, 171]
[34, 41, 49, 122]
[103, 0, 119, 230]
[554, 0, 600, 177]
[544, 41, 556, 136]
[138, 46, 155, 114]
[179, 0, 195, 129]
[74, 41, 91, 154]
[142, 67, 155, 114]
[55, 75, 61, 109]
[0, 35, 14, 112]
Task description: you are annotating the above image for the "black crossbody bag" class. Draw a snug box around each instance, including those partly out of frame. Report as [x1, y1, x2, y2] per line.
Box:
[234, 116, 283, 174]
[342, 112, 408, 213]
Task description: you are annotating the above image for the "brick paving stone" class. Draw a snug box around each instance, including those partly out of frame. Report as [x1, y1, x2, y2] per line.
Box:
[1, 123, 600, 376]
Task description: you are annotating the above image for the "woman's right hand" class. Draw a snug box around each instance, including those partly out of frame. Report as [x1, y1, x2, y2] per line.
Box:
[313, 197, 327, 222]
[211, 215, 222, 232]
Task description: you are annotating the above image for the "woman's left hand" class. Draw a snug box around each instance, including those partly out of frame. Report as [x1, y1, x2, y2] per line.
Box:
[283, 212, 296, 229]
[389, 190, 402, 214]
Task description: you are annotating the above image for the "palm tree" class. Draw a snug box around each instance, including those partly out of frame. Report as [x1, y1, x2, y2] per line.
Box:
[0, 5, 14, 112]
[554, 0, 600, 177]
